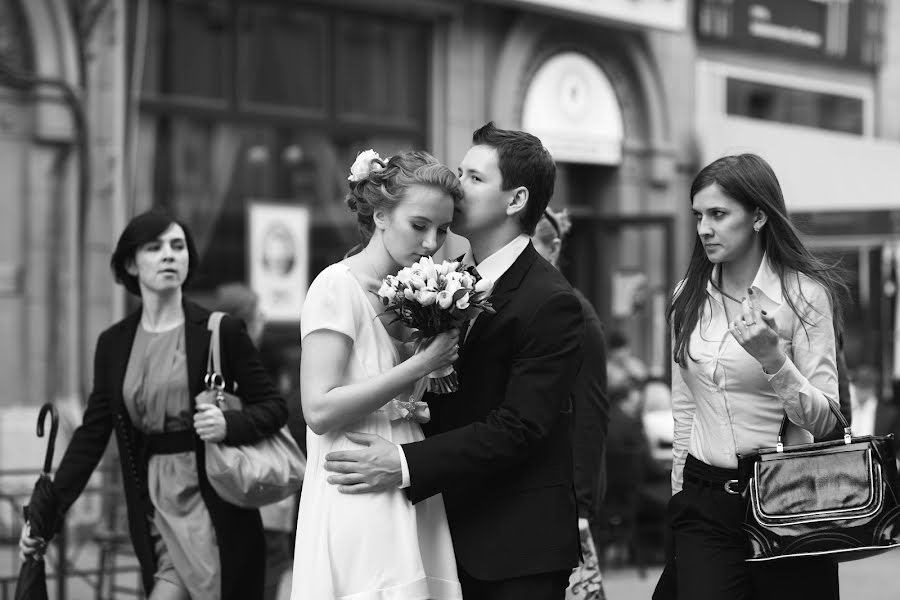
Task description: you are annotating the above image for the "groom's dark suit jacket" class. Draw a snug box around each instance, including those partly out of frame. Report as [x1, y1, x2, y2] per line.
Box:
[403, 242, 584, 581]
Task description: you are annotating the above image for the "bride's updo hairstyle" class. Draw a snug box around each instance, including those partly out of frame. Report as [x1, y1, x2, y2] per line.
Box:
[346, 150, 462, 241]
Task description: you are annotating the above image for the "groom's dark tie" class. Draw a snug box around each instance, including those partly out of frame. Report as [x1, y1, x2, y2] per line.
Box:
[458, 264, 484, 347]
[458, 319, 470, 346]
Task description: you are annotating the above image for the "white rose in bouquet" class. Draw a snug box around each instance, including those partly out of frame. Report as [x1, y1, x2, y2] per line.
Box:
[436, 290, 454, 309]
[474, 277, 492, 294]
[415, 290, 437, 306]
[455, 292, 470, 310]
[409, 275, 427, 290]
[444, 279, 461, 296]
[377, 281, 397, 302]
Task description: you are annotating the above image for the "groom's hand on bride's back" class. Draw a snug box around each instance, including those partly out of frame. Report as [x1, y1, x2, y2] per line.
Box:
[324, 432, 402, 494]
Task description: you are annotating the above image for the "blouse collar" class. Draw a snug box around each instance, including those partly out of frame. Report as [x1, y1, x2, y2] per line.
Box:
[707, 253, 783, 306]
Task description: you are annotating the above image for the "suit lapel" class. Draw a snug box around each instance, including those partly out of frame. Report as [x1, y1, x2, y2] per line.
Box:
[183, 300, 212, 400]
[464, 243, 539, 349]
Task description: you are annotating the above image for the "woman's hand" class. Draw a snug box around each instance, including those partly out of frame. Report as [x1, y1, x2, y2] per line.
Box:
[19, 523, 46, 562]
[194, 403, 227, 442]
[413, 329, 460, 375]
[730, 288, 785, 374]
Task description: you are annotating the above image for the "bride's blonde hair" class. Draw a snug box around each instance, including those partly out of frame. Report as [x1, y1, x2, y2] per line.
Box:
[346, 150, 462, 242]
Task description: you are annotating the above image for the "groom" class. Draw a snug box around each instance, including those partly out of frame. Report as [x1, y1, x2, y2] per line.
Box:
[324, 122, 585, 599]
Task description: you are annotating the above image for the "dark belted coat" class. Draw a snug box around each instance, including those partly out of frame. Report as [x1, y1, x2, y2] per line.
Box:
[52, 300, 287, 598]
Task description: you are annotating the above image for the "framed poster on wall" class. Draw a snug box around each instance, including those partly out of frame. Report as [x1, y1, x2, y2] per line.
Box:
[247, 201, 310, 322]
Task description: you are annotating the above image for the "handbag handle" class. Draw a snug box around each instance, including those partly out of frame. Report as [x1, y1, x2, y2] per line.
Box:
[776, 398, 851, 452]
[205, 312, 226, 391]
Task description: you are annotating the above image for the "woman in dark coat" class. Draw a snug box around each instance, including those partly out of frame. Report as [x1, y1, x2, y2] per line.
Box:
[20, 211, 287, 599]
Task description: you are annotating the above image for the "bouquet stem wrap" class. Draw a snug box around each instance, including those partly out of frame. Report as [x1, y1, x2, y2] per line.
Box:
[428, 365, 458, 394]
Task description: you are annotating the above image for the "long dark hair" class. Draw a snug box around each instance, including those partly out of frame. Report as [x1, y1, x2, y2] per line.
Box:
[667, 154, 847, 366]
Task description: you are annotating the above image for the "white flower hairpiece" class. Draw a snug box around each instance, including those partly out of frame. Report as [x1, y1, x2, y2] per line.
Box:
[348, 149, 386, 183]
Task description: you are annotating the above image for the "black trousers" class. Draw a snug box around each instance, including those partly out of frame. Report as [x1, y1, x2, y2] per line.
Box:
[457, 562, 571, 600]
[659, 454, 839, 600]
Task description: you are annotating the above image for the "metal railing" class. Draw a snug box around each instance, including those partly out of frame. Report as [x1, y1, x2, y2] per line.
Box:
[0, 464, 143, 600]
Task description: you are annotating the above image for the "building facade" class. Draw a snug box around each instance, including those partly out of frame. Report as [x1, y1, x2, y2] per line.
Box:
[2, 0, 698, 408]
[693, 0, 900, 393]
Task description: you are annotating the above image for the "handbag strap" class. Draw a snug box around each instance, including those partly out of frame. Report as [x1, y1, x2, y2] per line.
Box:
[206, 311, 226, 380]
[776, 398, 851, 452]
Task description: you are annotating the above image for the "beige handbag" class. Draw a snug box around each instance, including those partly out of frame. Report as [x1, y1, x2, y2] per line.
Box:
[197, 312, 305, 509]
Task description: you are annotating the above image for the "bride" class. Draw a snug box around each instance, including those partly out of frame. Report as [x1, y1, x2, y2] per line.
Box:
[291, 149, 463, 599]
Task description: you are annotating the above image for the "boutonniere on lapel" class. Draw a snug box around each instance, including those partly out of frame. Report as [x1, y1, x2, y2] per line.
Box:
[376, 255, 495, 394]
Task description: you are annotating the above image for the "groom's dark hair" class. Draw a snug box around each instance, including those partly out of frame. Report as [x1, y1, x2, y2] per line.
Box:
[472, 122, 556, 236]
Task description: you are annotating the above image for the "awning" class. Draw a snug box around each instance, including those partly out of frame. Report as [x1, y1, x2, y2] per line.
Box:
[697, 115, 900, 213]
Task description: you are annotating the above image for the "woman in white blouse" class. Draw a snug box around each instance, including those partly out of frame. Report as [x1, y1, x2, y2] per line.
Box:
[656, 154, 847, 600]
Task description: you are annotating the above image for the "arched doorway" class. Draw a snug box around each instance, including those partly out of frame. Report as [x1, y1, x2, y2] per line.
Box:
[492, 15, 676, 375]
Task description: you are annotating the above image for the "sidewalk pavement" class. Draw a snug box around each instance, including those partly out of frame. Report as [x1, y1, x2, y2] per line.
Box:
[601, 551, 899, 599]
[3, 542, 897, 598]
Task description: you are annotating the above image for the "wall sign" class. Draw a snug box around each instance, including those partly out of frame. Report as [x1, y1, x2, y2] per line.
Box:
[486, 0, 688, 32]
[696, 0, 883, 69]
[522, 52, 624, 165]
[247, 202, 310, 322]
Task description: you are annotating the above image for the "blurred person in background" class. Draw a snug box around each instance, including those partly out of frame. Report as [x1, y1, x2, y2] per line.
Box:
[20, 211, 287, 599]
[212, 282, 299, 600]
[606, 329, 648, 406]
[657, 154, 846, 600]
[850, 365, 881, 437]
[533, 207, 609, 600]
[599, 329, 659, 566]
[851, 366, 900, 464]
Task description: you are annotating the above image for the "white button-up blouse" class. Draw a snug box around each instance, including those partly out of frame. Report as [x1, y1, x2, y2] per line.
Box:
[670, 256, 839, 493]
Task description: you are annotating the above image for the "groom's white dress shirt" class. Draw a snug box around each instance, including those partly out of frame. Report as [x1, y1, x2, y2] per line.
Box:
[397, 234, 532, 488]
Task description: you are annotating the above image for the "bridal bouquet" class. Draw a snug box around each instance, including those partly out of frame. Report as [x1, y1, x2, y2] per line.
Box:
[377, 256, 494, 393]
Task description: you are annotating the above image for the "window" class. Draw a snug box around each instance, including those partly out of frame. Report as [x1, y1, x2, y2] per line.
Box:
[142, 0, 231, 103]
[335, 16, 428, 128]
[237, 6, 328, 115]
[0, 0, 32, 72]
[726, 77, 864, 135]
[136, 1, 431, 294]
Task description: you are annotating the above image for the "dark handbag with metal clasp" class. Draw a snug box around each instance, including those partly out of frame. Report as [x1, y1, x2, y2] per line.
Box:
[736, 400, 900, 562]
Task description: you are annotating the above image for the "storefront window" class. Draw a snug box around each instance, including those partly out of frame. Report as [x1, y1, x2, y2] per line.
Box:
[136, 1, 430, 372]
[139, 116, 422, 290]
[142, 0, 231, 103]
[0, 0, 32, 71]
[335, 16, 428, 127]
[726, 77, 864, 135]
[237, 5, 327, 115]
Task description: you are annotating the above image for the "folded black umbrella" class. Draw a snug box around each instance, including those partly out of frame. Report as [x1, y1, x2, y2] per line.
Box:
[15, 403, 61, 600]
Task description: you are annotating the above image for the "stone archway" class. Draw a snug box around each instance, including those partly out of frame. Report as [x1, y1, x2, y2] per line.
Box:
[490, 14, 675, 193]
[490, 14, 677, 370]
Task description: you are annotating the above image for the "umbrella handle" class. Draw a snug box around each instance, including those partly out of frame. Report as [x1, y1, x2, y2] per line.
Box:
[37, 403, 59, 475]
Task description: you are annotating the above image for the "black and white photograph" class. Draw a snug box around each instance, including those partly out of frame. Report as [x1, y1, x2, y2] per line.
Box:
[1, 1, 899, 599]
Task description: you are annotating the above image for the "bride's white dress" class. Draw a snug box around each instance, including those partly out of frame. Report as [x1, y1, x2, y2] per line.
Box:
[291, 263, 461, 600]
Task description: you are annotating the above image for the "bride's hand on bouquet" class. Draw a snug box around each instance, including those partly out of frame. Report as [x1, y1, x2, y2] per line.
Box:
[414, 329, 460, 375]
